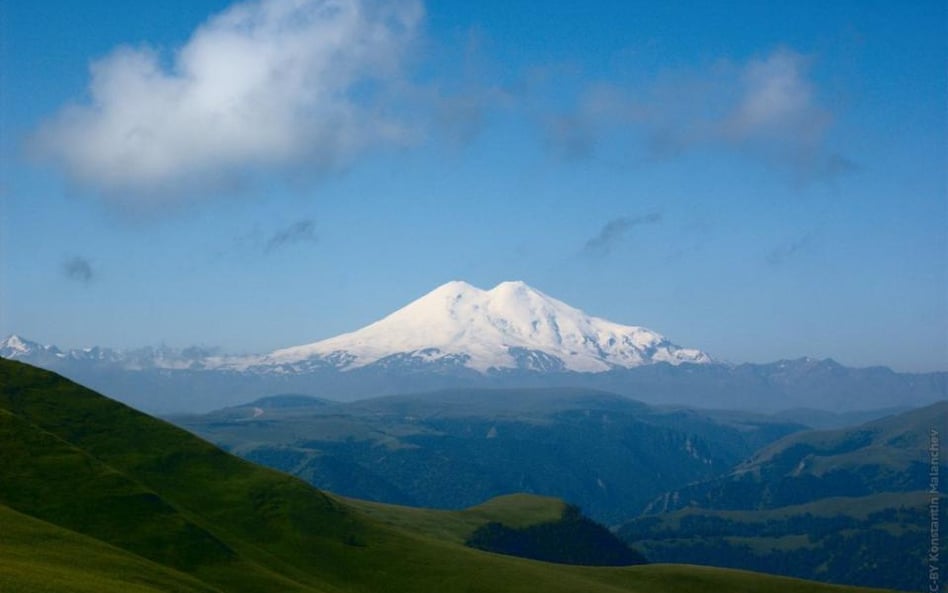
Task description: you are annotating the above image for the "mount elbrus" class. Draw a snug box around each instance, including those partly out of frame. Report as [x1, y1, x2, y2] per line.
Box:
[2, 281, 943, 413]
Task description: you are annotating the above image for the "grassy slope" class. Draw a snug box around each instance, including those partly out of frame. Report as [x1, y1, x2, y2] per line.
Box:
[341, 493, 568, 544]
[0, 502, 221, 593]
[740, 401, 947, 476]
[0, 359, 897, 593]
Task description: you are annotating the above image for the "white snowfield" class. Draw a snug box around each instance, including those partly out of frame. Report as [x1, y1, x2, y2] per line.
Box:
[264, 280, 711, 373]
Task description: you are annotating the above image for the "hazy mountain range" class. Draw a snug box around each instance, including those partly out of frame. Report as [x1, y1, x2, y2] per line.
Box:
[3, 281, 944, 413]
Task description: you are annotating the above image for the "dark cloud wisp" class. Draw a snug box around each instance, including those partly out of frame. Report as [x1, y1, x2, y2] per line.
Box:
[62, 256, 94, 283]
[583, 212, 663, 257]
[766, 231, 816, 266]
[265, 219, 318, 253]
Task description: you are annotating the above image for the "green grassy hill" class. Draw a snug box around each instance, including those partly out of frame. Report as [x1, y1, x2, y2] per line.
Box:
[0, 359, 897, 593]
[0, 502, 220, 593]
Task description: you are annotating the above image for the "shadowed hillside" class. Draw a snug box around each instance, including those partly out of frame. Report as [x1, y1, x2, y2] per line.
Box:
[619, 404, 947, 590]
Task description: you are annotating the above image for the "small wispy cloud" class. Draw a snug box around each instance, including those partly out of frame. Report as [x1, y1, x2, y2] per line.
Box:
[537, 82, 640, 161]
[430, 28, 514, 147]
[434, 88, 512, 147]
[543, 114, 598, 161]
[726, 50, 824, 138]
[766, 231, 816, 266]
[62, 256, 95, 283]
[583, 212, 663, 257]
[31, 0, 424, 200]
[265, 219, 318, 253]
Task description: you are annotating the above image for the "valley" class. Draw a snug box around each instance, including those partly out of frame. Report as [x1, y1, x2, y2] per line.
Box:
[171, 388, 804, 524]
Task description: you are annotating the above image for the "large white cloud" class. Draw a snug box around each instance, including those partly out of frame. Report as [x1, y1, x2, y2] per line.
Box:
[32, 0, 423, 197]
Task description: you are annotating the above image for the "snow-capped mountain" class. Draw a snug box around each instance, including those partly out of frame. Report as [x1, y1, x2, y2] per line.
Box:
[263, 280, 712, 373]
[0, 282, 709, 375]
[3, 281, 943, 415]
[0, 335, 62, 360]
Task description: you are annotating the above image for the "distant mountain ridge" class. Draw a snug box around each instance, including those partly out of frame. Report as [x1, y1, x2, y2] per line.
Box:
[0, 334, 219, 371]
[1, 281, 711, 374]
[2, 280, 945, 413]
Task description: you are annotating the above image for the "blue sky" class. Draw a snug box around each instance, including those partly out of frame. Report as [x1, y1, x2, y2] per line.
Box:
[1, 0, 945, 371]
